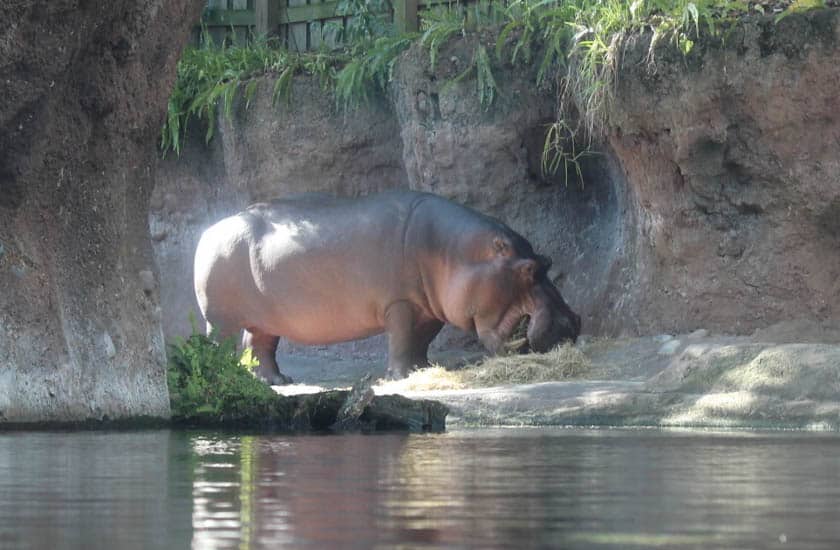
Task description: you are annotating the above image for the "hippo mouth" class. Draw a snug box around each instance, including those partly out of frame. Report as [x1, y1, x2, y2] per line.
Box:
[478, 307, 528, 354]
[499, 304, 580, 355]
[500, 316, 531, 354]
[479, 282, 580, 355]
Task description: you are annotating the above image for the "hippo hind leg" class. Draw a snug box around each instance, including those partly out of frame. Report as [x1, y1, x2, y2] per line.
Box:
[242, 329, 293, 386]
[204, 314, 240, 342]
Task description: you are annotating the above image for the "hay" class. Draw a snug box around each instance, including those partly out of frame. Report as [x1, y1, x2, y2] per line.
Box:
[376, 343, 590, 392]
[462, 343, 591, 386]
[377, 366, 467, 392]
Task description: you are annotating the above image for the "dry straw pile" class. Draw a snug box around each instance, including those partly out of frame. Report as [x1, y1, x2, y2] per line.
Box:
[377, 343, 590, 392]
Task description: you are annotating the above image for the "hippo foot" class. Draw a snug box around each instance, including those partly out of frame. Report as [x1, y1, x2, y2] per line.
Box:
[255, 366, 293, 386]
[387, 358, 430, 380]
[386, 366, 417, 381]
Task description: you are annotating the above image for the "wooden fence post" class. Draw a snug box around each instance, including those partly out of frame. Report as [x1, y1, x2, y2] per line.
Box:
[394, 0, 419, 33]
[256, 0, 280, 37]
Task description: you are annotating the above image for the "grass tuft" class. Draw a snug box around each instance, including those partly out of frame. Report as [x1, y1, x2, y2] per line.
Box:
[161, 32, 343, 156]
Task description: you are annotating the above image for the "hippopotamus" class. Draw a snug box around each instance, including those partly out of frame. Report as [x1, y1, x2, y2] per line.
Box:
[194, 190, 581, 384]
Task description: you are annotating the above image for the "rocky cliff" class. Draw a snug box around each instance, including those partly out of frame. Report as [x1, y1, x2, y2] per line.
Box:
[607, 10, 840, 334]
[0, 0, 204, 423]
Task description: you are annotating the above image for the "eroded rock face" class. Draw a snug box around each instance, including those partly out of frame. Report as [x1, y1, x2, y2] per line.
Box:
[608, 10, 840, 334]
[0, 0, 204, 423]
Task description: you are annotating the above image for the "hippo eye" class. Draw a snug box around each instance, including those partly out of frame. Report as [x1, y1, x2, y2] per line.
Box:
[493, 237, 511, 255]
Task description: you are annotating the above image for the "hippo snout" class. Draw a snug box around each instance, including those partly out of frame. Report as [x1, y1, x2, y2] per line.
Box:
[526, 303, 581, 353]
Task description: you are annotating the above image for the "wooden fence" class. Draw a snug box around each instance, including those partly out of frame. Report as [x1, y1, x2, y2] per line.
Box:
[197, 0, 473, 51]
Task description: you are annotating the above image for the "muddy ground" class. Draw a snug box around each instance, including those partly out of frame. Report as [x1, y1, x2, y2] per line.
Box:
[275, 319, 840, 430]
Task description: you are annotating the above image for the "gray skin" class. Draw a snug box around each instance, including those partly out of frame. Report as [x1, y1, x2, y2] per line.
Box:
[194, 190, 581, 384]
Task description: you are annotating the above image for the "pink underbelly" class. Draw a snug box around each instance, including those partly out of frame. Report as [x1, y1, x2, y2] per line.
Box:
[281, 325, 386, 345]
[255, 305, 385, 345]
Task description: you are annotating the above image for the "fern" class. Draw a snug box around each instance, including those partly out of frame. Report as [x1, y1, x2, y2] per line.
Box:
[475, 45, 498, 110]
[420, 6, 467, 72]
[334, 34, 414, 111]
[167, 323, 278, 422]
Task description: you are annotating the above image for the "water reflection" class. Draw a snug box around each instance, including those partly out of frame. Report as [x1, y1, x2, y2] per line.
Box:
[190, 433, 412, 548]
[0, 430, 193, 549]
[185, 429, 840, 549]
[1, 429, 840, 548]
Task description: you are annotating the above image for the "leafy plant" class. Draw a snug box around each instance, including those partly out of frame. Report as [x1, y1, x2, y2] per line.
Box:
[332, 0, 394, 43]
[473, 44, 498, 109]
[447, 42, 499, 110]
[334, 34, 414, 111]
[167, 322, 279, 423]
[420, 5, 502, 110]
[775, 0, 825, 23]
[421, 6, 468, 71]
[161, 31, 342, 156]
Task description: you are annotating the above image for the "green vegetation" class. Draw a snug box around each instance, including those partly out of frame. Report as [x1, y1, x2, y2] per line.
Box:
[166, 325, 280, 423]
[775, 0, 825, 22]
[164, 0, 785, 172]
[165, 324, 449, 431]
[333, 34, 415, 111]
[161, 34, 344, 155]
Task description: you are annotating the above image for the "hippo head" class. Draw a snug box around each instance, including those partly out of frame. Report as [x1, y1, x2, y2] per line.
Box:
[523, 259, 582, 352]
[465, 231, 581, 355]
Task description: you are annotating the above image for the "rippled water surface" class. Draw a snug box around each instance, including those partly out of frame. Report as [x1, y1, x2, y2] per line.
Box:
[1, 428, 840, 548]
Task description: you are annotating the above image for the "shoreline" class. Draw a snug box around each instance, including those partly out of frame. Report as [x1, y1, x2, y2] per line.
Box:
[275, 324, 840, 432]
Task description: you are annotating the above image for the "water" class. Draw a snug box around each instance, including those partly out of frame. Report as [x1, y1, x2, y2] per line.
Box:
[1, 428, 839, 549]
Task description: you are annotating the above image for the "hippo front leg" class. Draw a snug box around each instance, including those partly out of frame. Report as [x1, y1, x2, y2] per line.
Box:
[409, 319, 444, 369]
[242, 329, 293, 385]
[384, 302, 443, 379]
